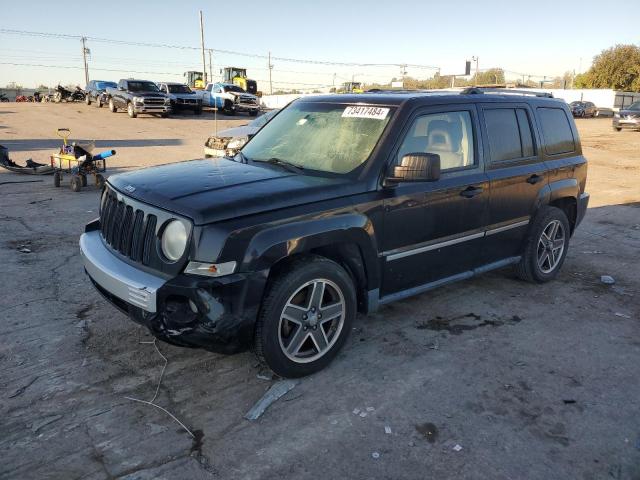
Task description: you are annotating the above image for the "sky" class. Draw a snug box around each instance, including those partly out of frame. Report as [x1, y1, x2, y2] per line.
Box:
[0, 0, 638, 91]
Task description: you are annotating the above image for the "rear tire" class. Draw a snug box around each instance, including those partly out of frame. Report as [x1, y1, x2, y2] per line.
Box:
[109, 98, 117, 112]
[80, 174, 87, 187]
[249, 109, 258, 117]
[53, 171, 61, 187]
[515, 206, 570, 283]
[254, 255, 356, 378]
[614, 127, 622, 132]
[85, 95, 91, 106]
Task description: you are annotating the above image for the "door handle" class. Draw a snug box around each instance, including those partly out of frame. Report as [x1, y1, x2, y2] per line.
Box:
[527, 174, 543, 185]
[460, 186, 483, 198]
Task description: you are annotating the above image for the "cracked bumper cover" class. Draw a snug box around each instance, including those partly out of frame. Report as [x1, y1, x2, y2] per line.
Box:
[80, 230, 266, 354]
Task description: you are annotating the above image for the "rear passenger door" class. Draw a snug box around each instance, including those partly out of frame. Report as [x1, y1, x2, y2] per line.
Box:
[381, 105, 490, 295]
[479, 103, 547, 263]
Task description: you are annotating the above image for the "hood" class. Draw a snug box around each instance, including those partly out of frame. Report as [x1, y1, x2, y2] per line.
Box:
[108, 158, 360, 225]
[211, 124, 255, 139]
[619, 109, 640, 116]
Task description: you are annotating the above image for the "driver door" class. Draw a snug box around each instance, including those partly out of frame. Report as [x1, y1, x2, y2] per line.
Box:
[381, 105, 490, 297]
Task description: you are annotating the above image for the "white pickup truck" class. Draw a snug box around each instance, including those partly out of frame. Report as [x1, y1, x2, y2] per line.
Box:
[199, 82, 260, 116]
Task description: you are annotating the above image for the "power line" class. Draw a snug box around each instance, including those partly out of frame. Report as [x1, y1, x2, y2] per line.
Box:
[0, 28, 440, 70]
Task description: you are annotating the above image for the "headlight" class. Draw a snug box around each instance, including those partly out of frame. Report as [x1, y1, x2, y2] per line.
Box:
[614, 113, 620, 118]
[133, 96, 144, 104]
[227, 136, 248, 150]
[161, 220, 188, 261]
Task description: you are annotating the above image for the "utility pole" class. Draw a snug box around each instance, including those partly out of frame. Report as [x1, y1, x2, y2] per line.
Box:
[81, 37, 89, 85]
[268, 51, 273, 95]
[199, 11, 207, 84]
[208, 49, 213, 83]
[472, 56, 479, 85]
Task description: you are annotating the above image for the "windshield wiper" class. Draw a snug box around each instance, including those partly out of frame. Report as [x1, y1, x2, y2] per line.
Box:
[254, 157, 304, 173]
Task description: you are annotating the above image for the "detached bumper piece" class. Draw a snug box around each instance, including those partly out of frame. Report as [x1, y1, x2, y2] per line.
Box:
[80, 230, 265, 353]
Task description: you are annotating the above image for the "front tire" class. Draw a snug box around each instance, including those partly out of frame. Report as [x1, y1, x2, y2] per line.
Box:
[85, 95, 91, 106]
[127, 102, 137, 118]
[254, 255, 356, 378]
[515, 206, 570, 283]
[109, 98, 117, 112]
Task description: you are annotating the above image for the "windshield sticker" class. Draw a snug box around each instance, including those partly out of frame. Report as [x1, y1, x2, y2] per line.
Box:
[342, 106, 389, 120]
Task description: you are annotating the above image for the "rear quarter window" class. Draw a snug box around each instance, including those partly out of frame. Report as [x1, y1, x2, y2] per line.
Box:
[537, 107, 575, 155]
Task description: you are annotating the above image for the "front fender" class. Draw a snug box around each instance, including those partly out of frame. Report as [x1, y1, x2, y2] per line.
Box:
[241, 214, 380, 290]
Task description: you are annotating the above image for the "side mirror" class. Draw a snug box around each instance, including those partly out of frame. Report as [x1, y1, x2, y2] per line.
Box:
[118, 86, 125, 91]
[387, 152, 441, 184]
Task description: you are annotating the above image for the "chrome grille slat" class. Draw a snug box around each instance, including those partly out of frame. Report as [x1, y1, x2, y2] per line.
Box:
[130, 210, 144, 261]
[120, 205, 134, 254]
[142, 215, 157, 266]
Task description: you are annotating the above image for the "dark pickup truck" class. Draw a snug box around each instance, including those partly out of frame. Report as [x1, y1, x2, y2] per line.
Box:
[105, 79, 171, 118]
[80, 88, 589, 378]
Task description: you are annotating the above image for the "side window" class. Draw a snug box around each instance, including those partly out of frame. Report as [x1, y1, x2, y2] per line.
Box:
[516, 109, 535, 157]
[484, 108, 536, 162]
[396, 111, 475, 171]
[537, 107, 575, 155]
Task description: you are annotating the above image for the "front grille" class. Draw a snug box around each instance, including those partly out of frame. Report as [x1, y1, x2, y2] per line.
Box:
[143, 98, 165, 105]
[100, 189, 157, 266]
[240, 96, 257, 105]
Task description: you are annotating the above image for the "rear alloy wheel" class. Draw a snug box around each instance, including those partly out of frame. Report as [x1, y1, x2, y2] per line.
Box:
[255, 256, 356, 378]
[515, 206, 570, 283]
[127, 102, 137, 118]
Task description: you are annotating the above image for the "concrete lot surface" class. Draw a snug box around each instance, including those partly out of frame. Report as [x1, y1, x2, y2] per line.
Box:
[1, 103, 639, 479]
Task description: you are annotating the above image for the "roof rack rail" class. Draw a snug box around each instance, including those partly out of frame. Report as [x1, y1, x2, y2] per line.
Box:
[461, 87, 554, 98]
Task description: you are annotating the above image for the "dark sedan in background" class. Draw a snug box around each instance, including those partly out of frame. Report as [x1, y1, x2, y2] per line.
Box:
[85, 80, 117, 107]
[613, 101, 640, 131]
[570, 101, 598, 118]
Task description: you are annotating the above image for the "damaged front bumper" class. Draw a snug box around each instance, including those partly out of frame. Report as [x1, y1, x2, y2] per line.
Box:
[80, 229, 265, 353]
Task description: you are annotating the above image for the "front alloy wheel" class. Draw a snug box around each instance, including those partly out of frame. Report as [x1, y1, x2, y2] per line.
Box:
[278, 279, 346, 364]
[255, 255, 356, 377]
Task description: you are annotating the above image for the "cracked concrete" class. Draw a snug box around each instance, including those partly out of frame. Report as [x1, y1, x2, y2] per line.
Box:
[1, 104, 639, 479]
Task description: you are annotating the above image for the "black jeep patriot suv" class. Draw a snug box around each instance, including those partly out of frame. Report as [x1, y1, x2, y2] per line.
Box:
[80, 89, 589, 377]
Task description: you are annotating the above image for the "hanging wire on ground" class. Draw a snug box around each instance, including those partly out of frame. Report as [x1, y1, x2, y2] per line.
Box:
[124, 339, 194, 438]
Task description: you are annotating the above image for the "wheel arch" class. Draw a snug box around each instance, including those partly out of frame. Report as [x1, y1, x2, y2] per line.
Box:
[241, 215, 380, 313]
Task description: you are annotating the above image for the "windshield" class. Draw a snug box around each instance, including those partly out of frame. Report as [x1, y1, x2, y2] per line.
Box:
[627, 101, 640, 110]
[250, 109, 279, 128]
[96, 81, 117, 90]
[128, 81, 159, 92]
[570, 101, 585, 107]
[241, 102, 393, 174]
[168, 84, 193, 94]
[223, 85, 245, 93]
